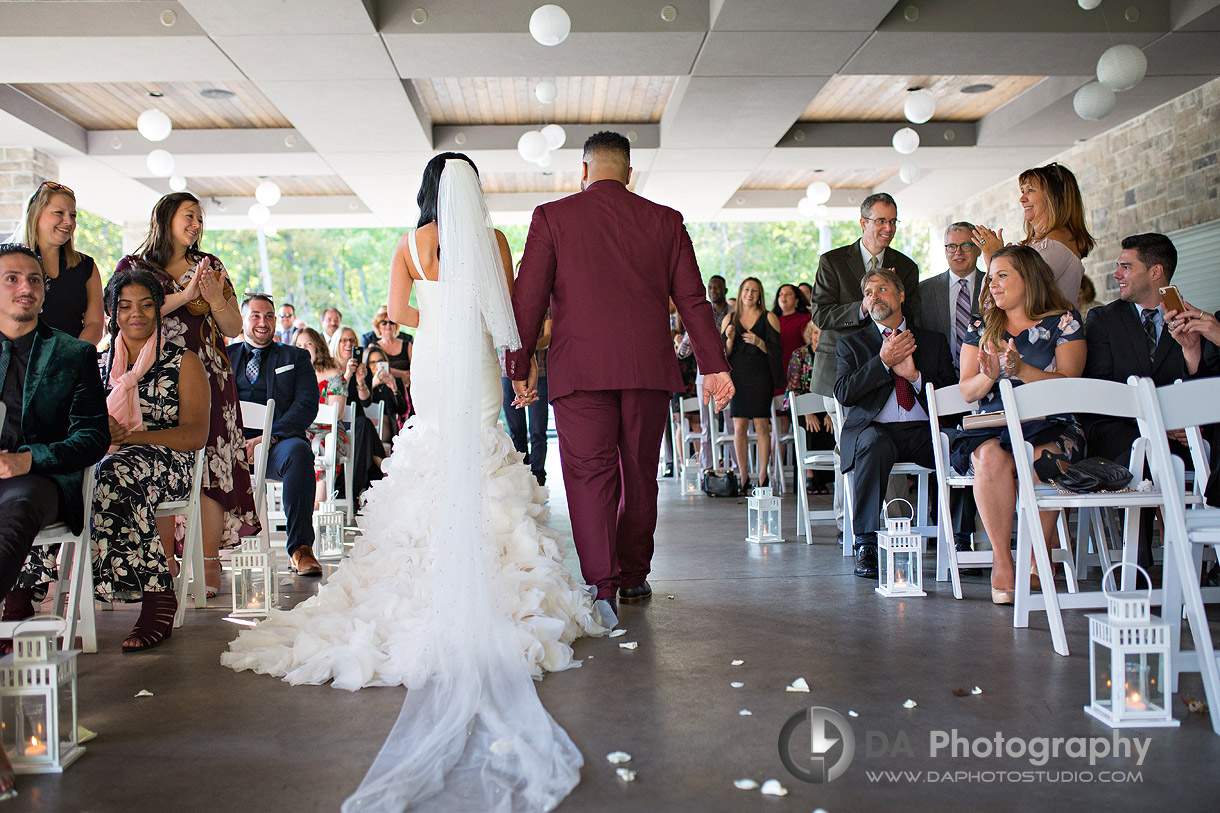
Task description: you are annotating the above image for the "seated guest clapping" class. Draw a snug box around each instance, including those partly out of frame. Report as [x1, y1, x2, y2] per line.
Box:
[834, 269, 956, 578]
[952, 245, 1086, 604]
[92, 268, 209, 650]
[227, 296, 322, 576]
[0, 244, 109, 638]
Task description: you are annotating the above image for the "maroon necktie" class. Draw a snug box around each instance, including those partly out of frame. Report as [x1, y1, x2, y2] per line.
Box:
[883, 329, 917, 411]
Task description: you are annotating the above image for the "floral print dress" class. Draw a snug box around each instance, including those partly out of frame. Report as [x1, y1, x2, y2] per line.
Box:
[949, 310, 1086, 474]
[92, 344, 195, 601]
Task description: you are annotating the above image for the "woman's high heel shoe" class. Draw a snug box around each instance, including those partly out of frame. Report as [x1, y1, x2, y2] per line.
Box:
[991, 588, 1015, 605]
[122, 590, 178, 653]
[739, 476, 752, 496]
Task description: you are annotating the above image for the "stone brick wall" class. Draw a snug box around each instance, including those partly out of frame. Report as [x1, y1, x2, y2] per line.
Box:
[937, 76, 1220, 301]
[0, 147, 59, 238]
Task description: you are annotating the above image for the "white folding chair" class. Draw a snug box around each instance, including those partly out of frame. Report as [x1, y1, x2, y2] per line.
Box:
[832, 398, 933, 557]
[1135, 376, 1220, 734]
[0, 465, 98, 653]
[789, 391, 837, 543]
[925, 383, 988, 598]
[239, 400, 278, 549]
[164, 448, 207, 626]
[1000, 377, 1163, 656]
[704, 402, 736, 470]
[673, 396, 701, 492]
[313, 402, 356, 523]
[770, 394, 795, 495]
[363, 401, 387, 444]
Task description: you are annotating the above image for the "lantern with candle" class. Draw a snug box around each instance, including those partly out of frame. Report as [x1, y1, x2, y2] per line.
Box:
[680, 457, 701, 496]
[745, 486, 784, 543]
[1085, 564, 1178, 728]
[0, 616, 83, 773]
[313, 503, 346, 561]
[876, 499, 926, 597]
[231, 536, 278, 618]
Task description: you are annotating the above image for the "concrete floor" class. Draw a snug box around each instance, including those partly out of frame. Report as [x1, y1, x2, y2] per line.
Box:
[9, 455, 1220, 812]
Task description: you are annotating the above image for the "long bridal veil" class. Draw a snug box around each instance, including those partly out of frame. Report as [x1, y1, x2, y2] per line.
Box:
[342, 160, 583, 811]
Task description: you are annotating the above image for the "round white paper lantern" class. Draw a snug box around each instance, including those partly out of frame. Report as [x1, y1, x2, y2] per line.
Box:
[541, 123, 567, 150]
[892, 127, 920, 155]
[1097, 44, 1147, 92]
[263, 225, 278, 238]
[1073, 82, 1116, 120]
[903, 90, 936, 124]
[146, 149, 175, 177]
[797, 196, 818, 217]
[814, 204, 830, 219]
[536, 150, 553, 168]
[255, 180, 282, 207]
[805, 181, 832, 205]
[517, 130, 549, 162]
[248, 203, 271, 225]
[1078, 0, 1102, 9]
[535, 79, 558, 104]
[529, 5, 571, 46]
[137, 109, 172, 142]
[168, 175, 187, 192]
[899, 164, 921, 184]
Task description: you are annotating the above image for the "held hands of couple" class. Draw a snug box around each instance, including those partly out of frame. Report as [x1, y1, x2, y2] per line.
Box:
[511, 358, 540, 407]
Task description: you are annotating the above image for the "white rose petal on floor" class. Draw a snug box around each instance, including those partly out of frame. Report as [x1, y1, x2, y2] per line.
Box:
[606, 751, 632, 764]
[786, 677, 810, 692]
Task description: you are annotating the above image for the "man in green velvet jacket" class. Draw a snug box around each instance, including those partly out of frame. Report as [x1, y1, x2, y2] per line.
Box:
[0, 243, 108, 600]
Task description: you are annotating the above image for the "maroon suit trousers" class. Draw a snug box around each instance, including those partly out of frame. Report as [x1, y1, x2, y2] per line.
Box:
[552, 388, 671, 598]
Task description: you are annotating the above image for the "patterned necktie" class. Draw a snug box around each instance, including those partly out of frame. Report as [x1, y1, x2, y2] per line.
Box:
[0, 340, 12, 392]
[953, 278, 971, 364]
[246, 347, 263, 383]
[868, 255, 879, 274]
[1141, 308, 1158, 360]
[883, 329, 917, 411]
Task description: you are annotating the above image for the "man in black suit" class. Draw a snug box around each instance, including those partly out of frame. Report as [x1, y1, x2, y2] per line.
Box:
[918, 221, 986, 558]
[228, 295, 322, 576]
[0, 244, 109, 613]
[1083, 233, 1216, 569]
[835, 269, 955, 578]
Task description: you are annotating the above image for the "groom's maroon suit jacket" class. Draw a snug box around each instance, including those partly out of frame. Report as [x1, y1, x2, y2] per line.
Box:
[505, 179, 729, 392]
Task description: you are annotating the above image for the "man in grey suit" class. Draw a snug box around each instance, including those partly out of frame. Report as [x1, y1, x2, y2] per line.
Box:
[918, 222, 985, 560]
[810, 192, 921, 536]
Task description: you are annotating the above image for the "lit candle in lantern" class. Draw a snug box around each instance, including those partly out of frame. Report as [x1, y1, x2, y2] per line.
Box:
[25, 736, 47, 756]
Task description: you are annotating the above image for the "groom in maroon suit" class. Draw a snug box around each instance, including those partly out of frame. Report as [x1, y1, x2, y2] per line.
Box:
[508, 132, 733, 614]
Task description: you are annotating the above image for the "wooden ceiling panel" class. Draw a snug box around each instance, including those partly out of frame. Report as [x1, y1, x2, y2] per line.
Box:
[412, 76, 677, 125]
[800, 74, 1045, 122]
[741, 168, 898, 190]
[479, 171, 638, 195]
[183, 176, 353, 198]
[13, 81, 291, 130]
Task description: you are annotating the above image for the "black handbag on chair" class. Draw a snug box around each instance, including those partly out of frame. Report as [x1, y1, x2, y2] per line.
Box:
[1036, 451, 1134, 494]
[701, 469, 739, 498]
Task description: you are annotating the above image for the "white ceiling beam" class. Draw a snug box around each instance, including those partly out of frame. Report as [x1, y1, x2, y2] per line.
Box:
[176, 0, 378, 35]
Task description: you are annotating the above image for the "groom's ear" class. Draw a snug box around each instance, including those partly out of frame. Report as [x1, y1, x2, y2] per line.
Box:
[626, 167, 633, 185]
[580, 161, 589, 185]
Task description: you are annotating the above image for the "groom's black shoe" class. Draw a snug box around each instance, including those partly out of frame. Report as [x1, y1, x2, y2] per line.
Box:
[619, 581, 652, 603]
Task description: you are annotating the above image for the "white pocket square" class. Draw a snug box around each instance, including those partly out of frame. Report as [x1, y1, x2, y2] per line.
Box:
[274, 364, 294, 374]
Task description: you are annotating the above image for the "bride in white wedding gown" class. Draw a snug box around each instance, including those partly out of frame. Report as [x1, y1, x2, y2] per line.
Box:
[223, 155, 609, 811]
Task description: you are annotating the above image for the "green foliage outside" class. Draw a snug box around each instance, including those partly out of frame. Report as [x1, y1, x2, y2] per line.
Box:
[79, 211, 935, 331]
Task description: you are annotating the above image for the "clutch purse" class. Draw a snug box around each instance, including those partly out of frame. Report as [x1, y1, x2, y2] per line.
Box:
[701, 469, 739, 498]
[962, 411, 1006, 430]
[1049, 457, 1134, 494]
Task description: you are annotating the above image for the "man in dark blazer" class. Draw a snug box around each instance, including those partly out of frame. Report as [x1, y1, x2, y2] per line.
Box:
[1083, 233, 1217, 569]
[918, 221, 985, 556]
[835, 269, 955, 578]
[228, 295, 322, 576]
[0, 244, 108, 605]
[508, 131, 734, 616]
[810, 192, 921, 399]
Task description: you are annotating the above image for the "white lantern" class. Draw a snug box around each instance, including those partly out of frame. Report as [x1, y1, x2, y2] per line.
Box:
[231, 537, 278, 618]
[248, 203, 271, 226]
[876, 500, 926, 597]
[535, 79, 558, 104]
[745, 486, 783, 544]
[1085, 565, 1179, 728]
[136, 108, 172, 142]
[517, 130, 549, 163]
[529, 4, 571, 46]
[892, 127, 920, 155]
[814, 204, 829, 220]
[535, 150, 553, 168]
[1097, 44, 1147, 92]
[541, 123, 567, 150]
[796, 196, 818, 218]
[255, 180, 282, 207]
[0, 617, 83, 773]
[1073, 82, 1116, 121]
[146, 149, 175, 177]
[681, 457, 701, 496]
[168, 174, 187, 193]
[313, 504, 346, 561]
[1078, 0, 1102, 9]
[805, 180, 832, 205]
[903, 90, 936, 124]
[898, 164, 920, 184]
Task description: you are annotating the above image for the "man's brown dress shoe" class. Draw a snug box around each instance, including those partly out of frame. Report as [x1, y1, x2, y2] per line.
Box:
[291, 546, 323, 577]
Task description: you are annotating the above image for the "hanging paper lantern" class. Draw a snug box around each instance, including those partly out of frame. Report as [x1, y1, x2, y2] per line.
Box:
[1097, 44, 1147, 92]
[898, 164, 920, 184]
[796, 197, 818, 217]
[255, 180, 282, 207]
[892, 127, 920, 155]
[805, 181, 832, 205]
[535, 150, 553, 168]
[136, 109, 172, 142]
[146, 149, 175, 177]
[1078, 0, 1102, 9]
[1073, 82, 1116, 120]
[517, 130, 549, 163]
[535, 80, 558, 104]
[168, 175, 187, 192]
[529, 5, 571, 46]
[541, 123, 566, 150]
[248, 203, 271, 225]
[903, 90, 936, 124]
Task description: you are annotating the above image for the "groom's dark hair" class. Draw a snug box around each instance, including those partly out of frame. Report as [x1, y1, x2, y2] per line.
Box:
[583, 131, 630, 164]
[417, 152, 480, 228]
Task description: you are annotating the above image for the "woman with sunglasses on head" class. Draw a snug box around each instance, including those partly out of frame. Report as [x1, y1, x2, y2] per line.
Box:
[116, 192, 259, 597]
[972, 162, 1095, 303]
[9, 181, 104, 344]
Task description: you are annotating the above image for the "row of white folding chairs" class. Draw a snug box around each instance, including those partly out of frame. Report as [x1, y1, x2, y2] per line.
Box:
[704, 393, 790, 490]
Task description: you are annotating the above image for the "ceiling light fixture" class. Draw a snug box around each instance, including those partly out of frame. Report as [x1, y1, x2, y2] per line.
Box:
[168, 175, 187, 192]
[661, 5, 677, 21]
[248, 203, 271, 226]
[199, 87, 235, 101]
[517, 130, 549, 163]
[411, 8, 428, 24]
[256, 180, 282, 207]
[146, 91, 163, 98]
[146, 149, 175, 177]
[137, 109, 172, 142]
[892, 127, 920, 155]
[805, 181, 832, 205]
[160, 9, 176, 26]
[903, 89, 936, 124]
[960, 83, 994, 94]
[541, 123, 566, 150]
[529, 5, 571, 46]
[535, 79, 558, 105]
[1078, 0, 1102, 8]
[898, 164, 920, 184]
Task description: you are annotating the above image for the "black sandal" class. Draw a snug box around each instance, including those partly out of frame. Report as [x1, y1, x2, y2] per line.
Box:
[122, 591, 177, 653]
[0, 589, 36, 656]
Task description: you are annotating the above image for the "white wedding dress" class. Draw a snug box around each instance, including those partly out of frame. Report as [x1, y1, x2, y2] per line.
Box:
[223, 161, 605, 812]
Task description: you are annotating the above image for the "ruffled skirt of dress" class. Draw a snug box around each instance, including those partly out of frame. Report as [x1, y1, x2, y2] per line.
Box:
[221, 418, 605, 691]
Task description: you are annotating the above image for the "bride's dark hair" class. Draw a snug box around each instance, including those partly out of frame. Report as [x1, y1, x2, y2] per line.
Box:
[417, 152, 480, 228]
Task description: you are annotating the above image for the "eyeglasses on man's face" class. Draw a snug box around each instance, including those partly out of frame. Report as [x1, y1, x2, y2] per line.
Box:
[944, 242, 975, 254]
[863, 217, 899, 227]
